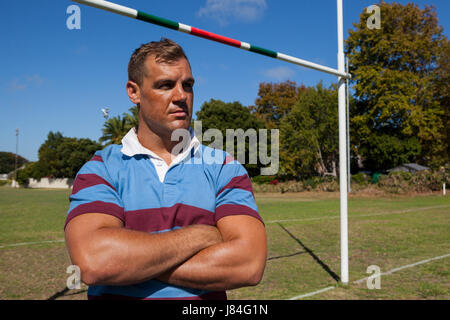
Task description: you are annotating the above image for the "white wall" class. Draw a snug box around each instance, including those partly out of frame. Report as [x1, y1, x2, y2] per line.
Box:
[27, 178, 73, 189]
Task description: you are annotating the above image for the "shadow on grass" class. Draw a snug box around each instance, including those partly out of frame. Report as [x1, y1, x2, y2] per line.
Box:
[277, 223, 340, 282]
[47, 287, 87, 300]
[268, 251, 307, 261]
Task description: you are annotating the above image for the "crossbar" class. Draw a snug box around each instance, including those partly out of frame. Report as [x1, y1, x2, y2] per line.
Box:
[72, 0, 351, 79]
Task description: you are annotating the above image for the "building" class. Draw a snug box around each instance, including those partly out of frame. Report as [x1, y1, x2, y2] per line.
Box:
[388, 163, 430, 173]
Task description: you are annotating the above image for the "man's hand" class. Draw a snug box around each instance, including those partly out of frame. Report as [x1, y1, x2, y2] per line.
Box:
[65, 213, 223, 286]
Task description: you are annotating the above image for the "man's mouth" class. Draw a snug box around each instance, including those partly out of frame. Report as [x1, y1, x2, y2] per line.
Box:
[170, 108, 188, 117]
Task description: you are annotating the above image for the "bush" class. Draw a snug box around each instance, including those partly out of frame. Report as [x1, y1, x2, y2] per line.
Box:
[252, 176, 339, 193]
[0, 180, 11, 187]
[251, 168, 448, 194]
[377, 169, 448, 194]
[351, 173, 369, 185]
[251, 175, 277, 185]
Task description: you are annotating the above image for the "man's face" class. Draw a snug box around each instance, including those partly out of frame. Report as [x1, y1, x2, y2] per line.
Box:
[131, 56, 194, 137]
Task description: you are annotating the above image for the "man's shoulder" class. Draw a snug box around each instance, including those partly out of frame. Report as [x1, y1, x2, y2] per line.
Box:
[196, 144, 247, 177]
[93, 144, 124, 163]
[85, 144, 129, 173]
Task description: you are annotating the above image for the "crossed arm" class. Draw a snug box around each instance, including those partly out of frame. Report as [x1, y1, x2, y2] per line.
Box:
[65, 213, 267, 291]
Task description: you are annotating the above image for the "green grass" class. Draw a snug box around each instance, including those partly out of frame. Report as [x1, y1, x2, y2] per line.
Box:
[0, 188, 449, 299]
[0, 188, 69, 245]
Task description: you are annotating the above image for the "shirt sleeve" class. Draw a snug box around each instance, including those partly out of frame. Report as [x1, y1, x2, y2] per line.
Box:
[215, 155, 264, 225]
[64, 153, 125, 230]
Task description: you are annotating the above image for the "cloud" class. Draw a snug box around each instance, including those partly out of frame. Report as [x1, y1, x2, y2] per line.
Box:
[198, 0, 267, 26]
[8, 79, 27, 91]
[8, 74, 45, 92]
[262, 67, 295, 81]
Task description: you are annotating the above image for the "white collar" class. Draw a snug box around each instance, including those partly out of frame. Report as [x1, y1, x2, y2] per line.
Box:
[121, 127, 200, 164]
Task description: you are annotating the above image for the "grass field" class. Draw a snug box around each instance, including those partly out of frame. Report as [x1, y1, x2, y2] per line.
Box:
[0, 188, 448, 300]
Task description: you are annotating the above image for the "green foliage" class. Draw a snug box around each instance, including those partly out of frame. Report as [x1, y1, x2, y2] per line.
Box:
[0, 152, 29, 174]
[18, 131, 102, 182]
[351, 173, 370, 186]
[359, 134, 422, 171]
[346, 2, 449, 170]
[279, 83, 339, 178]
[251, 175, 276, 185]
[0, 180, 11, 187]
[252, 176, 340, 193]
[99, 106, 139, 145]
[196, 99, 265, 176]
[377, 168, 448, 193]
[16, 161, 49, 186]
[252, 81, 306, 128]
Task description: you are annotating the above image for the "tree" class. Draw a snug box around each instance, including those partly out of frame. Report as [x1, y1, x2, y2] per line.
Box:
[251, 81, 306, 128]
[124, 105, 139, 130]
[57, 137, 102, 178]
[279, 83, 339, 179]
[0, 152, 29, 174]
[196, 99, 265, 176]
[346, 2, 449, 170]
[33, 131, 101, 179]
[99, 106, 139, 145]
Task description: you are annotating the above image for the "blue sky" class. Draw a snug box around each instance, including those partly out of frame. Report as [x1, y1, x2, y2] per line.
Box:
[1, 0, 449, 162]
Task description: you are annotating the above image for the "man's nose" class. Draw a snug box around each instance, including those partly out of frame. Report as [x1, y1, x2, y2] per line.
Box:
[173, 83, 187, 101]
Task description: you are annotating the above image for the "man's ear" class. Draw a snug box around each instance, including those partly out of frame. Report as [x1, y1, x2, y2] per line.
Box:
[126, 81, 141, 104]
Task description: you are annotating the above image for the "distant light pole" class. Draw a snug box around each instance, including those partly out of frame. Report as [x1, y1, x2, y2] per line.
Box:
[15, 128, 19, 187]
[346, 57, 351, 193]
[101, 107, 110, 120]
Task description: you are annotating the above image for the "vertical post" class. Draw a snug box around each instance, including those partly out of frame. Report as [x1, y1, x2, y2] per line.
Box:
[337, 0, 349, 285]
[15, 128, 19, 187]
[346, 56, 351, 193]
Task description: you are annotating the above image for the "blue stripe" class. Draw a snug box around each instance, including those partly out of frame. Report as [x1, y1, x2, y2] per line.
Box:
[216, 188, 258, 212]
[77, 159, 116, 189]
[88, 279, 208, 299]
[69, 184, 123, 214]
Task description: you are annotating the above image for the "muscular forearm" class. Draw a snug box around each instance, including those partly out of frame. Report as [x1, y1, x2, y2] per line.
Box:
[157, 237, 266, 291]
[69, 224, 222, 286]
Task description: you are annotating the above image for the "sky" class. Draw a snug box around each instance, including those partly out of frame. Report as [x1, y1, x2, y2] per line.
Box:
[1, 0, 449, 162]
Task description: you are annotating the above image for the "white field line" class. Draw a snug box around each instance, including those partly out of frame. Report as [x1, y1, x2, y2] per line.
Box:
[288, 253, 450, 300]
[0, 239, 65, 249]
[288, 286, 336, 300]
[266, 205, 450, 224]
[353, 253, 450, 284]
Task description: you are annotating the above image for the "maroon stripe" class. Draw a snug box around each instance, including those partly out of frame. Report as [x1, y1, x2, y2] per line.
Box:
[224, 155, 235, 165]
[65, 201, 125, 229]
[125, 204, 215, 233]
[88, 291, 227, 300]
[90, 155, 103, 162]
[215, 204, 263, 225]
[71, 173, 116, 195]
[217, 174, 254, 197]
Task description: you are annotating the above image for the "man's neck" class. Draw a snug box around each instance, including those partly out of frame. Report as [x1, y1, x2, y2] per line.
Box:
[136, 124, 186, 166]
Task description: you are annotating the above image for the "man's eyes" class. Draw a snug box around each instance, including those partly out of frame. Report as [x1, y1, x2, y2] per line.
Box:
[156, 81, 194, 91]
[158, 82, 175, 89]
[183, 82, 194, 91]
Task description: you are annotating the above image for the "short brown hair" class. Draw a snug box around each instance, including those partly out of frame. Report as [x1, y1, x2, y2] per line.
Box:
[128, 38, 189, 87]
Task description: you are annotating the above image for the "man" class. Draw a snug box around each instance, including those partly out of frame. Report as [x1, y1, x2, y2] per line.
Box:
[64, 38, 267, 300]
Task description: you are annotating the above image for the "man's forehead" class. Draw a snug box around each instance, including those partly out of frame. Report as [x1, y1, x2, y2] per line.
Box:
[144, 56, 192, 77]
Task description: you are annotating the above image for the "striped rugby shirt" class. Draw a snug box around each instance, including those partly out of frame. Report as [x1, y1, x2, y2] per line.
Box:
[65, 128, 263, 300]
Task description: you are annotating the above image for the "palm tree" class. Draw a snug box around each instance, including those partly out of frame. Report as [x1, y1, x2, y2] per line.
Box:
[99, 115, 129, 145]
[123, 105, 139, 130]
[99, 106, 140, 145]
